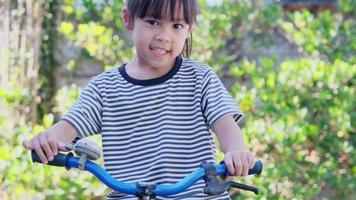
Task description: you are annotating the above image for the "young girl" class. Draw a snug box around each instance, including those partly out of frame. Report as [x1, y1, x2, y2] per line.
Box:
[23, 0, 255, 199]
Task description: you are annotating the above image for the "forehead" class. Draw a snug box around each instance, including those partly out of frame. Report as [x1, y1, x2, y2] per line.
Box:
[129, 0, 195, 24]
[160, 2, 185, 20]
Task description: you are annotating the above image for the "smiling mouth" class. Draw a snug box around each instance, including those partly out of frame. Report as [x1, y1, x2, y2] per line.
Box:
[150, 47, 170, 56]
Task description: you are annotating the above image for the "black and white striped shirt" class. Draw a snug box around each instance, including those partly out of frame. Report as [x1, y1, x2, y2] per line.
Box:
[62, 57, 243, 199]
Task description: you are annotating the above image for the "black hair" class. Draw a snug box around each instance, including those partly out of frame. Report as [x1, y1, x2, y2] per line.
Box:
[126, 0, 198, 57]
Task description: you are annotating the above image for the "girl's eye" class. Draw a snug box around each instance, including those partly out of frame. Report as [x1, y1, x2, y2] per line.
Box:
[146, 20, 159, 26]
[173, 24, 184, 30]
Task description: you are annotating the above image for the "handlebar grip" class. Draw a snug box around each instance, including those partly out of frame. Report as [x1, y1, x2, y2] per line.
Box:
[31, 150, 69, 168]
[248, 160, 262, 175]
[220, 160, 263, 176]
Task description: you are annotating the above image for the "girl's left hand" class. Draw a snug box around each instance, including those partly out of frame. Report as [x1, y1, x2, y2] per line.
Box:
[223, 150, 255, 176]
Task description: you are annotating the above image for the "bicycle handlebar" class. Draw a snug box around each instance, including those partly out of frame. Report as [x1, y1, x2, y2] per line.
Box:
[31, 150, 262, 196]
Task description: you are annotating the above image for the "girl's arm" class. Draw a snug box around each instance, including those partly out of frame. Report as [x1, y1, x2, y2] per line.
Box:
[213, 115, 255, 176]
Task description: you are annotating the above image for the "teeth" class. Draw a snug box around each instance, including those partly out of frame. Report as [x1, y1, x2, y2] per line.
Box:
[152, 48, 167, 55]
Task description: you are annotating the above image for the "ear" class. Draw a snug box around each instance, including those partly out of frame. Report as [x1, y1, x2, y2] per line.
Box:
[122, 6, 133, 30]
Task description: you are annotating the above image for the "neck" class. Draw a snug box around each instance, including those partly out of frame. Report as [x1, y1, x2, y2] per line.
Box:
[125, 55, 176, 80]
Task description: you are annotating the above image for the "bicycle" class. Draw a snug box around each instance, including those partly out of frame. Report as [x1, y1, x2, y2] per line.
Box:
[31, 139, 263, 200]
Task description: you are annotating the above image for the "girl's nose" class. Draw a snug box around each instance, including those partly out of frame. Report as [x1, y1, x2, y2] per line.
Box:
[155, 34, 170, 43]
[154, 33, 171, 43]
[154, 27, 171, 43]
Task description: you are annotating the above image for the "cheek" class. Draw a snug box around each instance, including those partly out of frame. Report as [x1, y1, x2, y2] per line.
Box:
[132, 24, 150, 45]
[133, 32, 149, 47]
[176, 36, 188, 50]
[177, 30, 190, 49]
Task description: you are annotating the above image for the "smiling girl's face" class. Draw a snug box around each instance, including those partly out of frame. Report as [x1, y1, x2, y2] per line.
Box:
[122, 0, 197, 70]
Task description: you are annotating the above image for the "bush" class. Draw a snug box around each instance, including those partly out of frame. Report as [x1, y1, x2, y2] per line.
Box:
[229, 58, 355, 199]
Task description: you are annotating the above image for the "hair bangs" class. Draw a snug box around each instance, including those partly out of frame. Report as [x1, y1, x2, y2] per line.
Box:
[127, 0, 197, 24]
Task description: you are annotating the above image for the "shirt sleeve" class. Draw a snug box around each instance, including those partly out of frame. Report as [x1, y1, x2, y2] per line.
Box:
[61, 78, 103, 137]
[201, 69, 244, 129]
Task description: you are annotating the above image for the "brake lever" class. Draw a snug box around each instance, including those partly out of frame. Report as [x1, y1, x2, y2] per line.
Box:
[202, 163, 226, 195]
[202, 163, 260, 196]
[224, 181, 259, 194]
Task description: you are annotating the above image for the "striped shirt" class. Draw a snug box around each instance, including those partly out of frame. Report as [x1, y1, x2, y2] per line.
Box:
[62, 57, 244, 199]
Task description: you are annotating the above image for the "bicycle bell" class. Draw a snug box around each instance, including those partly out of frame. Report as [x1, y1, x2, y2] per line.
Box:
[65, 139, 101, 170]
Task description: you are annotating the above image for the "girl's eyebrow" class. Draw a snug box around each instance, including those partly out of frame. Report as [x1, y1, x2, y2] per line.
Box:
[143, 16, 185, 23]
[171, 18, 187, 23]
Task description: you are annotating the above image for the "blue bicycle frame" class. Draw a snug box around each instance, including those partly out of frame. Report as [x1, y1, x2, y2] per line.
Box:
[31, 151, 262, 198]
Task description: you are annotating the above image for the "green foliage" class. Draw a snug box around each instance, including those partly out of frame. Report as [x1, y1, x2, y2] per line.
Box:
[39, 0, 60, 118]
[281, 7, 355, 62]
[58, 0, 131, 69]
[0, 87, 107, 199]
[230, 58, 355, 199]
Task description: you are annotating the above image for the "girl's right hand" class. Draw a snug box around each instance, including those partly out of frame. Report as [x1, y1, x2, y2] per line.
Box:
[23, 131, 68, 164]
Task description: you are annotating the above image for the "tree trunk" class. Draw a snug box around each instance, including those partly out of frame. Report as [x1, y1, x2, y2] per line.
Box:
[0, 0, 46, 125]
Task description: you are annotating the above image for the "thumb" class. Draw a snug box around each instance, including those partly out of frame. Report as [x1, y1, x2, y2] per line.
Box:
[23, 140, 33, 150]
[224, 176, 235, 182]
[58, 142, 71, 152]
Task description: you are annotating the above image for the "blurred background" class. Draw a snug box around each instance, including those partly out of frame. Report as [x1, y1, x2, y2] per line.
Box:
[0, 0, 355, 199]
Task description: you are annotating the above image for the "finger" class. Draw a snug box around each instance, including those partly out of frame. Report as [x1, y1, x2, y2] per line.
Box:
[58, 142, 70, 152]
[33, 139, 48, 164]
[241, 154, 249, 176]
[233, 155, 242, 176]
[47, 134, 58, 156]
[23, 140, 33, 150]
[224, 155, 235, 176]
[248, 154, 255, 169]
[39, 133, 53, 161]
